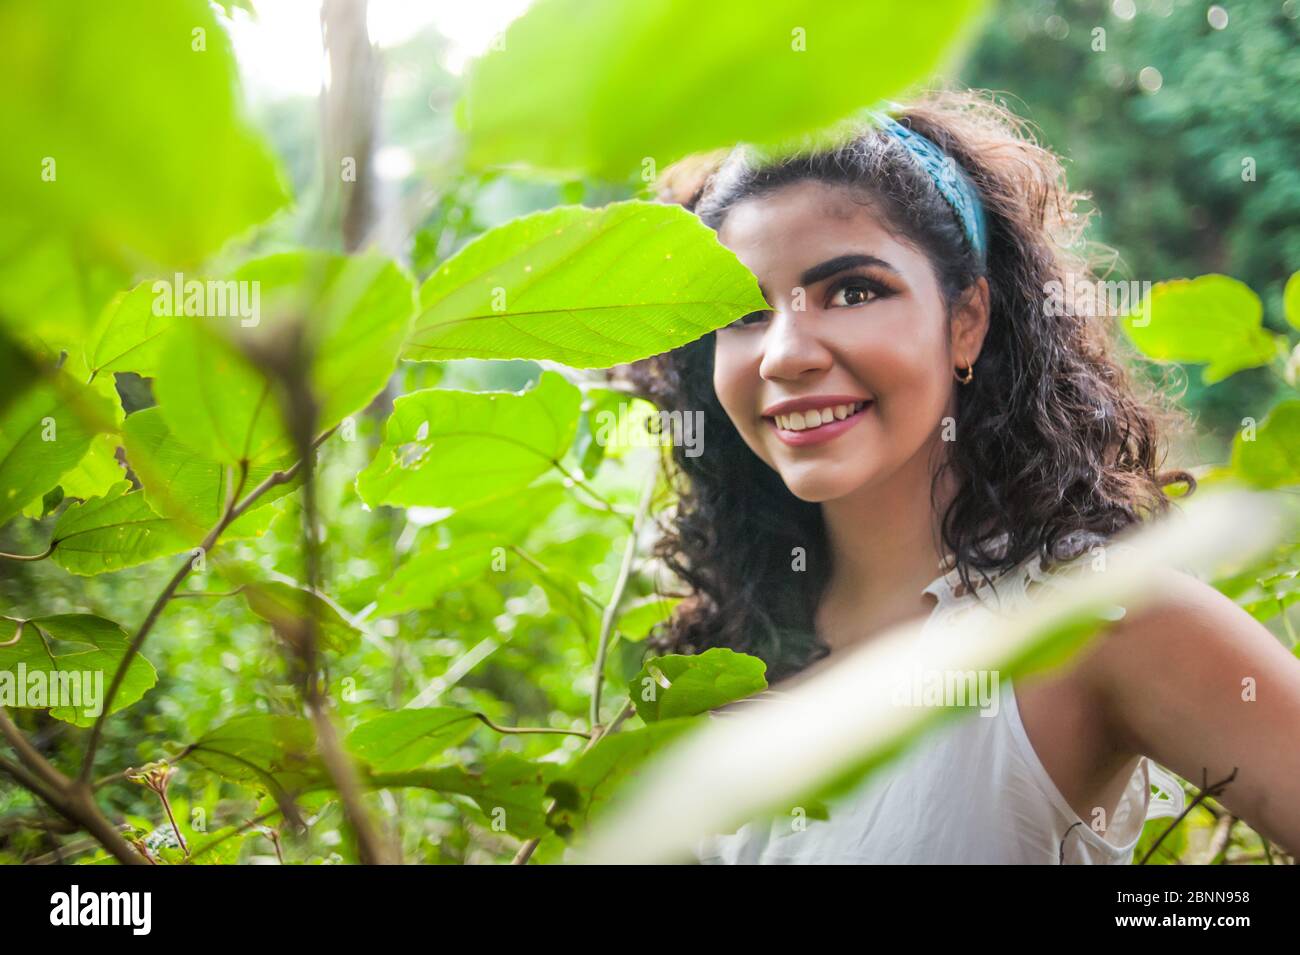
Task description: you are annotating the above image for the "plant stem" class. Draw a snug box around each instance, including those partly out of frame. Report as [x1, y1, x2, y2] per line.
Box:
[590, 465, 658, 728]
[511, 699, 635, 865]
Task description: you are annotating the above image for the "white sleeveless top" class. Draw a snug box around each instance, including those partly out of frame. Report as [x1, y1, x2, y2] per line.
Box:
[695, 538, 1186, 864]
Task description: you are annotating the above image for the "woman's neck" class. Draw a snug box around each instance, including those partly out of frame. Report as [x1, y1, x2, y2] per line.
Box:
[816, 434, 956, 651]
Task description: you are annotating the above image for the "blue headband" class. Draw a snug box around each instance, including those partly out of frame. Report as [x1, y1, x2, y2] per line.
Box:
[868, 110, 988, 265]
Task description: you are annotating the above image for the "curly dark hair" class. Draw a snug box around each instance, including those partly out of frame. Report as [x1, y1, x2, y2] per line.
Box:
[620, 89, 1195, 683]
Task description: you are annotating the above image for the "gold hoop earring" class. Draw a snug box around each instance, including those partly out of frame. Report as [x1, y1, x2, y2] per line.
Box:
[955, 361, 974, 385]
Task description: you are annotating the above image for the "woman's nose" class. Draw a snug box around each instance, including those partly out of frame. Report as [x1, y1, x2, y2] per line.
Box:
[758, 310, 833, 381]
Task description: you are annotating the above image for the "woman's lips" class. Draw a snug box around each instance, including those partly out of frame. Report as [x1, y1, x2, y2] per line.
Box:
[765, 401, 872, 446]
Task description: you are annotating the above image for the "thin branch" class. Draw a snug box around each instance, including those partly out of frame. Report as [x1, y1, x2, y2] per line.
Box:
[0, 707, 68, 792]
[0, 542, 54, 562]
[473, 712, 591, 739]
[591, 466, 658, 728]
[1139, 768, 1238, 865]
[171, 588, 247, 600]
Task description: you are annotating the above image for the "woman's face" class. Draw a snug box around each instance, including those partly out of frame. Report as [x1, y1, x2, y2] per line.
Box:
[712, 179, 987, 503]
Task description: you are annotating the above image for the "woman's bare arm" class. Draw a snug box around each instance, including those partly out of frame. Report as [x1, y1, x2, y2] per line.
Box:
[1077, 567, 1300, 855]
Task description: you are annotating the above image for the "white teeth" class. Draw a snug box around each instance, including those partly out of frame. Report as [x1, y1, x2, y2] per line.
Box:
[774, 400, 868, 431]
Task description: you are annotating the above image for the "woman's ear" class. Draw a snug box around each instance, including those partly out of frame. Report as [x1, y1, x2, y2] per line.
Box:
[951, 276, 991, 366]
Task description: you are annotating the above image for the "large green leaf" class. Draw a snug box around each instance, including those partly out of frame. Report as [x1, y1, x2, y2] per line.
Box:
[122, 407, 294, 537]
[459, 0, 987, 179]
[1231, 399, 1300, 489]
[365, 754, 559, 839]
[0, 614, 157, 727]
[0, 371, 116, 525]
[630, 648, 768, 722]
[0, 217, 126, 358]
[356, 371, 582, 509]
[50, 481, 194, 576]
[346, 708, 480, 773]
[0, 0, 289, 266]
[1121, 275, 1280, 384]
[402, 202, 767, 369]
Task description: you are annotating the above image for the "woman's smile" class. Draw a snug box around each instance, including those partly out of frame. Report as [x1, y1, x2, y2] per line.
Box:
[763, 398, 873, 447]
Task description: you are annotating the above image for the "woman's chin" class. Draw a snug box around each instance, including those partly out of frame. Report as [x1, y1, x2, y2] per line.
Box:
[778, 468, 876, 504]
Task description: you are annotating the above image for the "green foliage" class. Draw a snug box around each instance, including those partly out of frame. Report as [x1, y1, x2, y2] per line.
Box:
[1121, 275, 1281, 385]
[0, 372, 116, 525]
[403, 201, 768, 368]
[630, 648, 768, 722]
[346, 709, 479, 773]
[0, 615, 156, 727]
[357, 370, 582, 509]
[50, 482, 193, 576]
[0, 0, 288, 266]
[460, 0, 988, 178]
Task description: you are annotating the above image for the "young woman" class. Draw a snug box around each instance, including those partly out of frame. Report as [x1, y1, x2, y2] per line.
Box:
[624, 90, 1300, 863]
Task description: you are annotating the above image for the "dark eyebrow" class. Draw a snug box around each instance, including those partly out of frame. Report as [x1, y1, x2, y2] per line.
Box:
[756, 254, 900, 301]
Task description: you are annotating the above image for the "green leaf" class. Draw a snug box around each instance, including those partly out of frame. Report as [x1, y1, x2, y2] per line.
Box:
[0, 0, 289, 265]
[0, 614, 157, 727]
[57, 433, 127, 501]
[50, 481, 194, 575]
[630, 648, 768, 721]
[616, 595, 682, 642]
[230, 252, 417, 432]
[402, 201, 768, 368]
[150, 252, 415, 465]
[357, 370, 581, 508]
[545, 719, 699, 837]
[183, 714, 321, 794]
[240, 580, 362, 654]
[153, 320, 291, 467]
[366, 754, 559, 839]
[0, 371, 115, 525]
[1285, 271, 1300, 333]
[347, 708, 479, 773]
[459, 0, 988, 179]
[1231, 399, 1300, 488]
[0, 217, 126, 357]
[1121, 275, 1280, 384]
[122, 407, 294, 537]
[85, 282, 177, 379]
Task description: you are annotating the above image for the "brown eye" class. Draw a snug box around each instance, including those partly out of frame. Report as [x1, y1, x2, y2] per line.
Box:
[830, 281, 881, 307]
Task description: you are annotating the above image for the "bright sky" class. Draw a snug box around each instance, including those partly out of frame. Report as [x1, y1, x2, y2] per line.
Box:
[225, 0, 532, 99]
